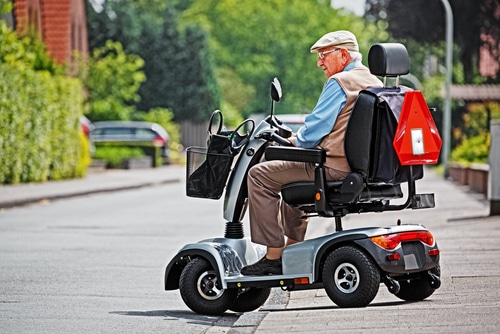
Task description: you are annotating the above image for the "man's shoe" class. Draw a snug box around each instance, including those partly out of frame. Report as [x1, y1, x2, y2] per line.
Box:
[240, 257, 282, 275]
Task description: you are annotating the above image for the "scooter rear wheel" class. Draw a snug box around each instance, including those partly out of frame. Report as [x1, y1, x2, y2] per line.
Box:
[322, 245, 380, 308]
[179, 257, 238, 315]
[395, 265, 440, 301]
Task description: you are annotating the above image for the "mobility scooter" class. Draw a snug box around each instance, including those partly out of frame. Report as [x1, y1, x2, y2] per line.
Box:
[164, 43, 442, 315]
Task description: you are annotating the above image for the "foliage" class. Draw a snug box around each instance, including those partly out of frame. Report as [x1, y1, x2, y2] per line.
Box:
[136, 8, 220, 122]
[180, 0, 388, 117]
[86, 0, 386, 121]
[84, 40, 145, 121]
[93, 146, 145, 168]
[450, 102, 500, 163]
[77, 131, 93, 177]
[450, 133, 490, 164]
[365, 0, 500, 83]
[0, 22, 88, 184]
[0, 0, 12, 15]
[0, 21, 62, 75]
[0, 64, 86, 184]
[84, 15, 183, 162]
[85, 1, 220, 123]
[365, 0, 500, 164]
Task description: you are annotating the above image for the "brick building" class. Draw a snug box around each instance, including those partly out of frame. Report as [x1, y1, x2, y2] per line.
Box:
[10, 0, 88, 72]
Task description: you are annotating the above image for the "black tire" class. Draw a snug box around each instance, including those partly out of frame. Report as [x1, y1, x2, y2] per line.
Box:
[229, 287, 272, 313]
[179, 257, 238, 315]
[322, 245, 380, 308]
[395, 265, 440, 301]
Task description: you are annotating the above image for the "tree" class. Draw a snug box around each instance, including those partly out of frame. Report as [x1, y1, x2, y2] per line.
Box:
[87, 0, 386, 120]
[86, 0, 220, 122]
[84, 40, 145, 121]
[365, 0, 500, 83]
[174, 25, 221, 121]
[180, 0, 386, 117]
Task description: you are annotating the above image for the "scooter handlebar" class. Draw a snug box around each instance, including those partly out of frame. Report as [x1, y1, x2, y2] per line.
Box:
[258, 129, 293, 146]
[269, 132, 293, 146]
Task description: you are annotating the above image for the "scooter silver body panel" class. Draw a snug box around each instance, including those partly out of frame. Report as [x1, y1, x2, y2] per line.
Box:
[223, 120, 271, 223]
[166, 223, 437, 289]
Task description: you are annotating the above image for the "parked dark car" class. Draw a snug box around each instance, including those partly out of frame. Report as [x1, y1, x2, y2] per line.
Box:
[90, 121, 170, 164]
[80, 116, 93, 138]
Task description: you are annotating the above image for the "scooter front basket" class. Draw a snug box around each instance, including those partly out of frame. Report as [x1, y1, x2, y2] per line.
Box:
[186, 146, 234, 199]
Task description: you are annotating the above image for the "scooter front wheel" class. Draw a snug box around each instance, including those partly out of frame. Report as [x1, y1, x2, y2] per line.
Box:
[179, 257, 238, 315]
[322, 245, 380, 308]
[229, 287, 271, 313]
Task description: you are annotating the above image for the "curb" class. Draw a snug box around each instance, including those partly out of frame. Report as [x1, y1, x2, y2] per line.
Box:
[227, 289, 289, 333]
[0, 178, 181, 210]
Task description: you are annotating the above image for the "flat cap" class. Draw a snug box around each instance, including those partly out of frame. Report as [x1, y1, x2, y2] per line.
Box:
[310, 30, 359, 53]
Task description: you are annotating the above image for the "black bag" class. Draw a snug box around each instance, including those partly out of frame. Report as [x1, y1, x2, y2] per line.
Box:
[186, 110, 254, 199]
[365, 87, 424, 184]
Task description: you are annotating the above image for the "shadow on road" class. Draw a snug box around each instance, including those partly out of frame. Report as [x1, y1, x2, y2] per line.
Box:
[110, 309, 239, 326]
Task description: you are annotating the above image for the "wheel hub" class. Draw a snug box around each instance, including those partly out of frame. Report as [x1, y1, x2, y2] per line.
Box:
[335, 263, 360, 293]
[197, 270, 223, 300]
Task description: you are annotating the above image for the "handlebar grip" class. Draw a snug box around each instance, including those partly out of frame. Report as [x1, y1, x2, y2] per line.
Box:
[271, 133, 293, 146]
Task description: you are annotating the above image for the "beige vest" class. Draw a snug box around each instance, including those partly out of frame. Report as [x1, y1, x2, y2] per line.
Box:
[319, 66, 383, 172]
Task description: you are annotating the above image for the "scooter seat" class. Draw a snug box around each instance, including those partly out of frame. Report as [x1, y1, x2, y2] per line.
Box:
[281, 180, 403, 207]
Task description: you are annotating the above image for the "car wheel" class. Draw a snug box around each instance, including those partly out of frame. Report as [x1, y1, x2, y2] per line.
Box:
[229, 287, 272, 313]
[322, 245, 380, 308]
[395, 265, 440, 301]
[179, 257, 238, 315]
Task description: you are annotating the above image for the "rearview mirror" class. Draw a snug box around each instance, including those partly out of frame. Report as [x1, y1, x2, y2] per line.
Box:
[270, 77, 282, 102]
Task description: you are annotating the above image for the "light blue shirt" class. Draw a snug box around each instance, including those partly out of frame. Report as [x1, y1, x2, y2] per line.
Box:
[295, 60, 360, 148]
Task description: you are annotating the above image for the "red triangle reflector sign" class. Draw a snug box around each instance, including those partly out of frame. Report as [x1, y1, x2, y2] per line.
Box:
[393, 91, 442, 165]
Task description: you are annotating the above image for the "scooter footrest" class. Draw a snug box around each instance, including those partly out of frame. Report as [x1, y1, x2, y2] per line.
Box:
[411, 193, 435, 209]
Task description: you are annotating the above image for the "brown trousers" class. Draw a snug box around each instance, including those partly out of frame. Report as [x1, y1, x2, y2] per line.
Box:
[247, 160, 348, 247]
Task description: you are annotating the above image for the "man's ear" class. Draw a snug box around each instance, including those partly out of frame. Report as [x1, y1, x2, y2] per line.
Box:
[340, 49, 351, 66]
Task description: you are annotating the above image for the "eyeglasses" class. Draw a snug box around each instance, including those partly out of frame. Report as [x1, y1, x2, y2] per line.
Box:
[318, 48, 340, 59]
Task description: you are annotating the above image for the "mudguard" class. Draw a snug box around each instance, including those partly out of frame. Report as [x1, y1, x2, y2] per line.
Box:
[164, 238, 262, 290]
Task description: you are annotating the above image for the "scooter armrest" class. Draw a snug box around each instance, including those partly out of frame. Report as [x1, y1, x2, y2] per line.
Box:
[265, 146, 326, 164]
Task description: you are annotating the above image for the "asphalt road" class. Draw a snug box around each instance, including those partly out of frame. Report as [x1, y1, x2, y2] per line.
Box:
[0, 181, 239, 334]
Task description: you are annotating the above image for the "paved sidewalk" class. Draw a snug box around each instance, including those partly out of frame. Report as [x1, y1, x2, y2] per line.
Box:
[0, 165, 185, 209]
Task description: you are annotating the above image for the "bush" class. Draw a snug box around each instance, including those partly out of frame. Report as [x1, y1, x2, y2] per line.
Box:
[0, 21, 88, 184]
[450, 133, 490, 164]
[93, 146, 145, 168]
[0, 64, 86, 183]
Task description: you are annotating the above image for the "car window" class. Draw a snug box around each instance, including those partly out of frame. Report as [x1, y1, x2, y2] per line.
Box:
[103, 127, 133, 136]
[135, 128, 156, 140]
[90, 123, 168, 143]
[92, 127, 134, 140]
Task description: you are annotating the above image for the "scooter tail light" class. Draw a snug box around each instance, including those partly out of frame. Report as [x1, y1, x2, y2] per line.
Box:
[386, 253, 401, 261]
[428, 249, 440, 256]
[370, 231, 436, 250]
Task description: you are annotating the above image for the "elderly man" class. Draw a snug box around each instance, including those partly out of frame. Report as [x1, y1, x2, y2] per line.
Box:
[240, 30, 383, 276]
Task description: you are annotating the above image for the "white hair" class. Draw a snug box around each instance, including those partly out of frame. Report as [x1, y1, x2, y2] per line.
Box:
[349, 51, 362, 62]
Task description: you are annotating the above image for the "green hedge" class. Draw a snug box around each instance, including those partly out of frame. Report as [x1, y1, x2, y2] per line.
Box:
[93, 146, 145, 168]
[0, 63, 87, 184]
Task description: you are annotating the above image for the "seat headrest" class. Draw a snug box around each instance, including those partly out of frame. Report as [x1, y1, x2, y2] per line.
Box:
[368, 43, 410, 77]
